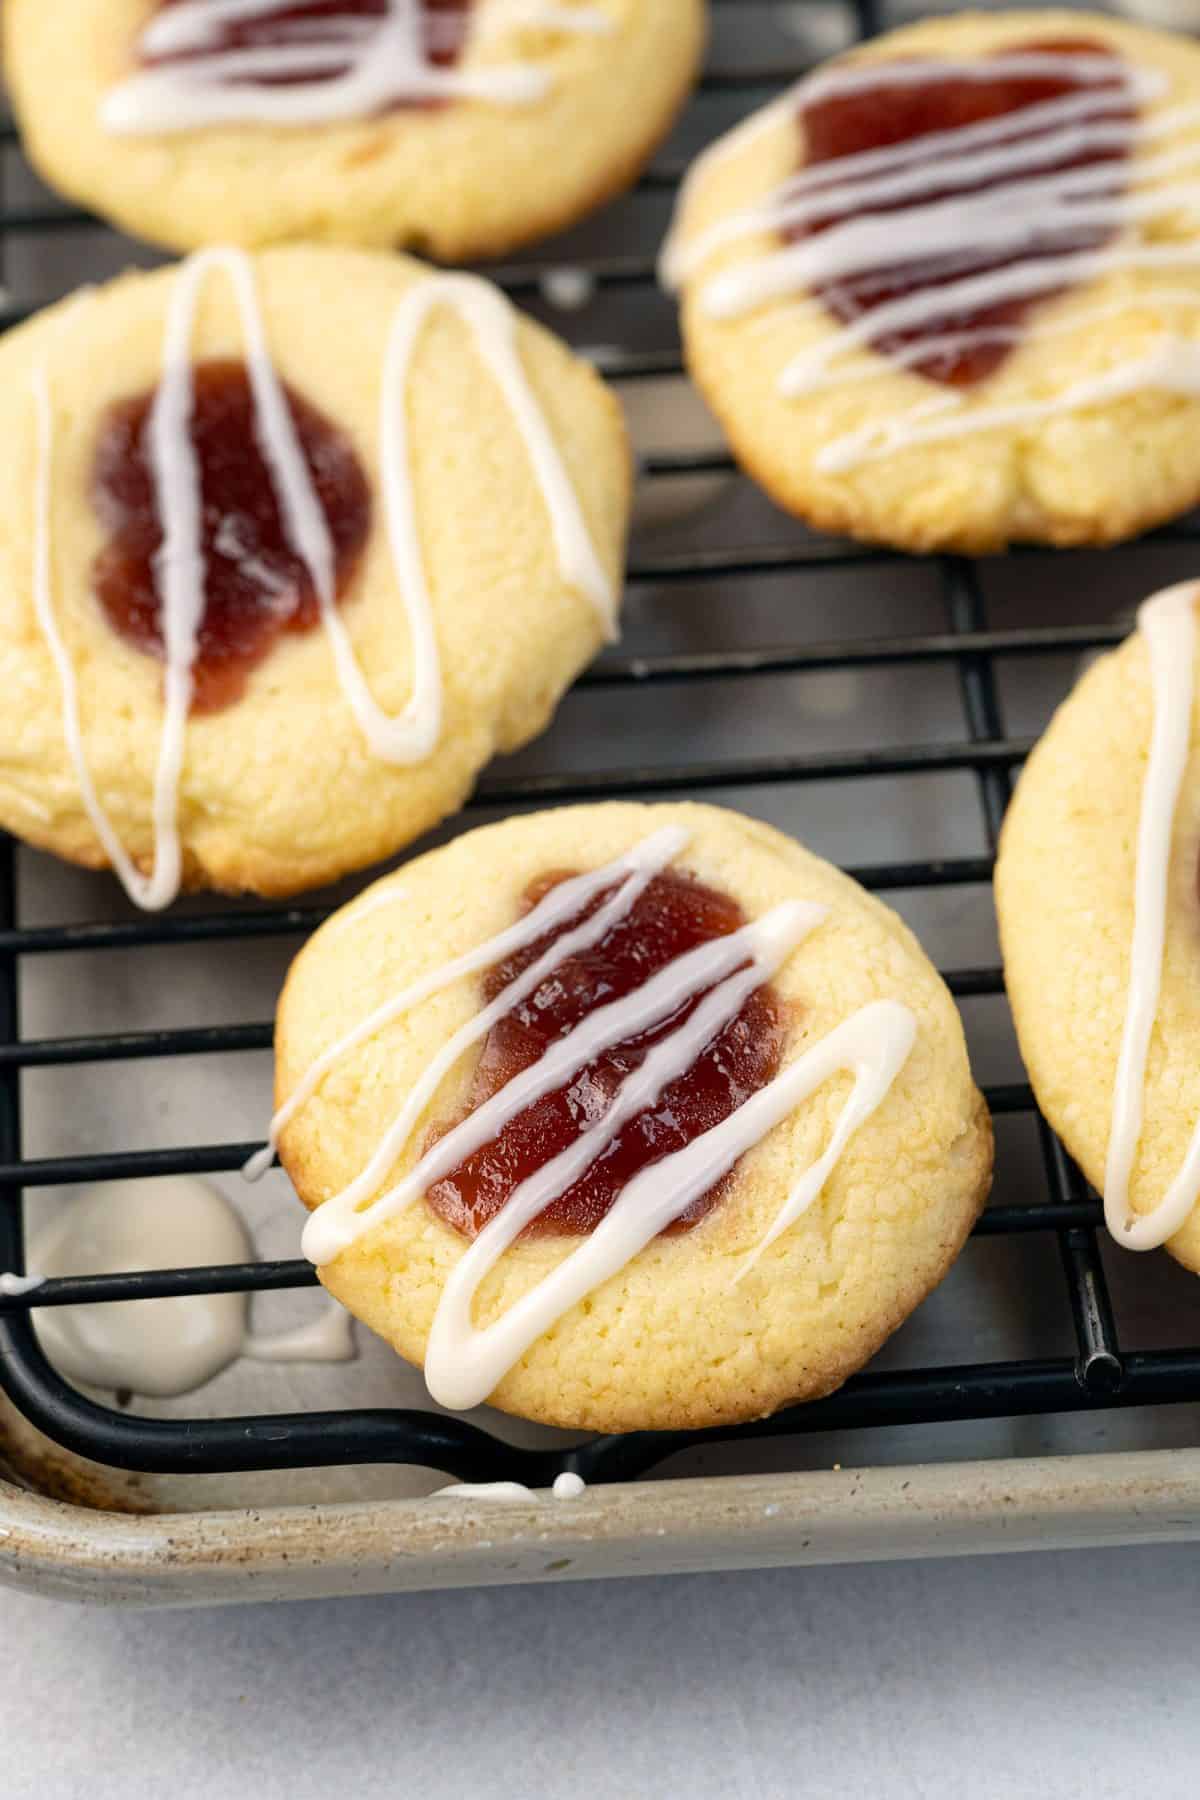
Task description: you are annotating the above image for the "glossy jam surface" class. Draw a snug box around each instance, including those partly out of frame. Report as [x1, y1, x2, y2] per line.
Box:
[145, 0, 474, 81]
[91, 359, 371, 712]
[427, 869, 788, 1240]
[792, 39, 1133, 385]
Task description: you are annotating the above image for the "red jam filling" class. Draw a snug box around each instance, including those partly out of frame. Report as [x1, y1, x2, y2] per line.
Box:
[427, 869, 788, 1241]
[791, 39, 1133, 385]
[144, 0, 475, 84]
[91, 359, 371, 713]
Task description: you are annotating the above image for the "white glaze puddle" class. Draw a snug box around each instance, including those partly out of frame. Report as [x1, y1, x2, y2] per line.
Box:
[22, 1175, 356, 1397]
[660, 49, 1200, 472]
[31, 249, 613, 911]
[1104, 582, 1200, 1249]
[274, 829, 917, 1410]
[431, 1471, 586, 1500]
[103, 0, 613, 133]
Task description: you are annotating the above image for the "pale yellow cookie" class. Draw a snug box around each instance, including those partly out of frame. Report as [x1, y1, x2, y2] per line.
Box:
[0, 246, 630, 898]
[4, 0, 706, 262]
[277, 801, 992, 1432]
[669, 10, 1200, 553]
[998, 599, 1200, 1275]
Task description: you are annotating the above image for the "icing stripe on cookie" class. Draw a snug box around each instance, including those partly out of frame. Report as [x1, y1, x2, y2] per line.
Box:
[360, 270, 615, 762]
[31, 248, 614, 908]
[660, 53, 1200, 472]
[1105, 582, 1200, 1250]
[31, 363, 188, 910]
[102, 0, 614, 133]
[423, 991, 912, 1412]
[272, 826, 917, 1409]
[245, 825, 688, 1180]
[300, 894, 829, 1260]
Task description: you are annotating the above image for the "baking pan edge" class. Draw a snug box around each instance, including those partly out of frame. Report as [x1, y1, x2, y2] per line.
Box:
[3, 1449, 1200, 1607]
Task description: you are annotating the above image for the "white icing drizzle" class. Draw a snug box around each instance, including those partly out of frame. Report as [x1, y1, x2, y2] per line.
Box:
[660, 48, 1200, 473]
[660, 61, 1167, 289]
[141, 0, 361, 57]
[297, 828, 727, 1249]
[247, 825, 685, 1183]
[31, 250, 613, 910]
[424, 994, 912, 1411]
[667, 93, 1161, 296]
[431, 1470, 587, 1500]
[814, 333, 1200, 473]
[801, 51, 1156, 104]
[279, 828, 917, 1410]
[1104, 582, 1200, 1250]
[18, 1175, 357, 1396]
[102, 0, 613, 134]
[771, 288, 1200, 397]
[368, 271, 616, 765]
[31, 364, 183, 912]
[301, 901, 829, 1266]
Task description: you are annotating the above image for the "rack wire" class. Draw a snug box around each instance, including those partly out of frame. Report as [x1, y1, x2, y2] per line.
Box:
[1, 0, 1199, 1491]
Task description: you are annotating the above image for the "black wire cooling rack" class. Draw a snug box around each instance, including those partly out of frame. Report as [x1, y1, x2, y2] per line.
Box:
[3, 0, 1200, 1492]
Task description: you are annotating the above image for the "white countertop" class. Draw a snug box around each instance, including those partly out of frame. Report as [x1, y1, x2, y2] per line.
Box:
[3, 1542, 1196, 1798]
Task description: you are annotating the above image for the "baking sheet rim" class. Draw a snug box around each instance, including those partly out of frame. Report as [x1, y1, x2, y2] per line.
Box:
[4, 1445, 1200, 1605]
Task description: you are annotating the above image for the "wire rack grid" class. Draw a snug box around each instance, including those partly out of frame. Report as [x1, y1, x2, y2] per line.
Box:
[1, 0, 1200, 1494]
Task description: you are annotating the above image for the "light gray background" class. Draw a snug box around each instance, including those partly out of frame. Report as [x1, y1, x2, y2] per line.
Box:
[2, 1544, 1197, 1799]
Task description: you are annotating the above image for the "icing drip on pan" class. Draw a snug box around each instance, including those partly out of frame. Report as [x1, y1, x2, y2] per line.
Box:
[431, 1471, 587, 1500]
[0, 1271, 45, 1298]
[4, 1175, 357, 1397]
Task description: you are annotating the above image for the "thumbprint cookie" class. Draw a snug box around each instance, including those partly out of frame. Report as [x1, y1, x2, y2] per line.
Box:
[664, 10, 1200, 554]
[0, 246, 628, 904]
[266, 802, 993, 1432]
[998, 581, 1200, 1276]
[4, 1, 706, 263]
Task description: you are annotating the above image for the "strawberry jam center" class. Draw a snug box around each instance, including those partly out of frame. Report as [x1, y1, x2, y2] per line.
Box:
[91, 358, 371, 713]
[427, 869, 788, 1240]
[791, 38, 1134, 384]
